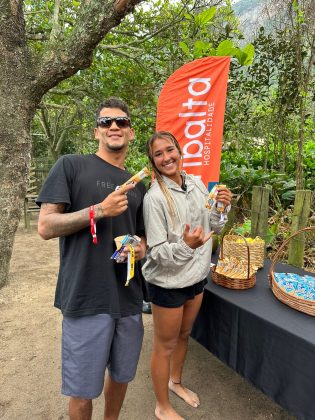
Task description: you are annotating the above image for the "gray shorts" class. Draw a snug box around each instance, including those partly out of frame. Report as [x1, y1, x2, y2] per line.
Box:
[61, 313, 144, 399]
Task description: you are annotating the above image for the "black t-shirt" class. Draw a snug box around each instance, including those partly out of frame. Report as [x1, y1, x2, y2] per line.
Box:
[36, 154, 146, 318]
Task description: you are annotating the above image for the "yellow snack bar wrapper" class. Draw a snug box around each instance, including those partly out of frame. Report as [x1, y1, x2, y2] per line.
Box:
[215, 256, 257, 279]
[119, 167, 150, 189]
[205, 184, 226, 211]
[235, 236, 264, 244]
[205, 184, 226, 222]
[216, 184, 226, 214]
[205, 185, 217, 211]
[125, 245, 135, 286]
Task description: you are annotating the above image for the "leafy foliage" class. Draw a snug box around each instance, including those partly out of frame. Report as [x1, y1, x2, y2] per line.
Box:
[28, 0, 314, 222]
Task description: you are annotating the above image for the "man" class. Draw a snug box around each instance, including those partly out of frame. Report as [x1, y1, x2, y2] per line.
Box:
[37, 97, 147, 420]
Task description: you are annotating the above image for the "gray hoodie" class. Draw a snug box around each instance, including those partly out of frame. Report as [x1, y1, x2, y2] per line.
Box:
[142, 173, 229, 289]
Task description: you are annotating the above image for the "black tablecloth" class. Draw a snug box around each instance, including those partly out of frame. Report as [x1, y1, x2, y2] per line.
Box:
[191, 258, 315, 420]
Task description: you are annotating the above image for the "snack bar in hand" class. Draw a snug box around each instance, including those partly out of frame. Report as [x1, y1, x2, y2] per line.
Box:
[205, 184, 226, 221]
[111, 234, 141, 287]
[111, 234, 141, 263]
[117, 167, 150, 190]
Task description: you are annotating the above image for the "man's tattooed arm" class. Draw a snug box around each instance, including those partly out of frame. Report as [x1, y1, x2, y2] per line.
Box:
[37, 183, 136, 240]
[38, 203, 101, 240]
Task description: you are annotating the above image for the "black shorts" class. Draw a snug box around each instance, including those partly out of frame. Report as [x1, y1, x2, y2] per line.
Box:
[147, 279, 207, 308]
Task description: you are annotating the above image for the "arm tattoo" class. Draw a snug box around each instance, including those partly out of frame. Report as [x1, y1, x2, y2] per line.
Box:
[39, 203, 91, 239]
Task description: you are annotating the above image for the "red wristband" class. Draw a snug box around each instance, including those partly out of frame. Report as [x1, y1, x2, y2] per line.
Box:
[89, 205, 98, 245]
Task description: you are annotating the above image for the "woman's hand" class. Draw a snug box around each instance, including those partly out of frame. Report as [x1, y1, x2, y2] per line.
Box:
[183, 224, 213, 249]
[216, 186, 232, 208]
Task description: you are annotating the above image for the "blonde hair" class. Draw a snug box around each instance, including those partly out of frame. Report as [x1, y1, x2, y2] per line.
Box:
[146, 131, 182, 220]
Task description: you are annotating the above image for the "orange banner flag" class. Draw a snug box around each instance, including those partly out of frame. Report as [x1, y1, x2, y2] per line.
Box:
[156, 56, 230, 190]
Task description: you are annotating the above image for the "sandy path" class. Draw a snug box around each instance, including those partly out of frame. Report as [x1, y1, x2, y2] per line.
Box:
[0, 219, 295, 420]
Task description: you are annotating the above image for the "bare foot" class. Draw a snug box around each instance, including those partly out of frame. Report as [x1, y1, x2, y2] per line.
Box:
[168, 380, 200, 408]
[155, 404, 185, 420]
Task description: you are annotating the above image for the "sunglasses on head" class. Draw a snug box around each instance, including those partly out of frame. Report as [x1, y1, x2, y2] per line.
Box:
[96, 116, 131, 129]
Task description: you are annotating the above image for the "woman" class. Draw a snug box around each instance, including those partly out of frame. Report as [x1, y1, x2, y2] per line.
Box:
[142, 131, 232, 420]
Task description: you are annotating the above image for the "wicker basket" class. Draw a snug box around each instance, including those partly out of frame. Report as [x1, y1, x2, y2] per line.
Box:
[222, 234, 265, 269]
[212, 233, 256, 290]
[268, 226, 315, 317]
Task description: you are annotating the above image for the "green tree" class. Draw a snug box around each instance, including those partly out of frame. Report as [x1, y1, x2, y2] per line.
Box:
[221, 3, 314, 196]
[0, 0, 146, 288]
[289, 0, 315, 189]
[31, 1, 238, 164]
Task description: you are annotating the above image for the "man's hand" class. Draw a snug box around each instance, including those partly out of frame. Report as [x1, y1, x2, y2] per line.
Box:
[98, 183, 135, 217]
[216, 186, 232, 208]
[119, 236, 146, 262]
[134, 237, 146, 261]
[183, 224, 213, 249]
[38, 184, 137, 240]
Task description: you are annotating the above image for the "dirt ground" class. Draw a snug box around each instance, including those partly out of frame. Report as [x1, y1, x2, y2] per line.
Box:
[0, 216, 296, 420]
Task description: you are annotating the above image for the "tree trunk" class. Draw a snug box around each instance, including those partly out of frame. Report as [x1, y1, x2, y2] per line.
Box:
[0, 3, 36, 287]
[0, 0, 145, 288]
[295, 97, 306, 190]
[0, 74, 37, 287]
